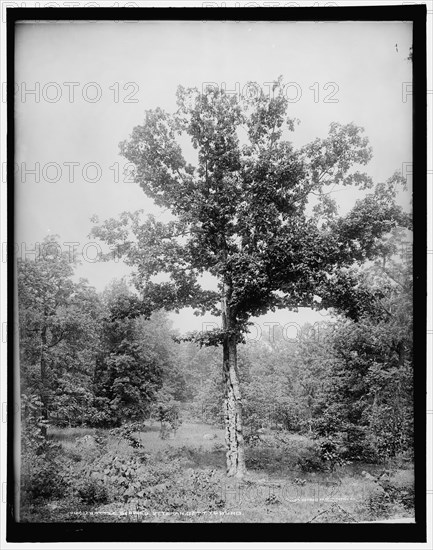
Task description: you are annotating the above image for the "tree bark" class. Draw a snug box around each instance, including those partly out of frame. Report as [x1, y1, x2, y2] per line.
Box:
[40, 326, 48, 439]
[396, 340, 406, 449]
[221, 280, 247, 478]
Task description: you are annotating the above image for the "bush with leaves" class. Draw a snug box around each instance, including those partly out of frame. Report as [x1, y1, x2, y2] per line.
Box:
[151, 390, 182, 439]
[70, 451, 148, 503]
[21, 454, 69, 504]
[108, 421, 145, 448]
[76, 478, 109, 505]
[245, 434, 327, 474]
[21, 393, 49, 455]
[67, 442, 225, 511]
[357, 470, 414, 520]
[134, 466, 225, 513]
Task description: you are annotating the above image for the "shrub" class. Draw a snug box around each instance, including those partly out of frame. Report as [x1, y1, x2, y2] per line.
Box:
[76, 478, 109, 505]
[150, 395, 182, 439]
[68, 443, 225, 512]
[21, 393, 52, 456]
[316, 435, 352, 470]
[68, 446, 181, 503]
[135, 467, 225, 512]
[22, 457, 69, 502]
[297, 446, 328, 473]
[357, 470, 414, 520]
[62, 448, 82, 463]
[245, 434, 328, 474]
[109, 421, 145, 448]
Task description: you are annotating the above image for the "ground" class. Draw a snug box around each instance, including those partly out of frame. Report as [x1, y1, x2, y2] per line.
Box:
[20, 422, 415, 523]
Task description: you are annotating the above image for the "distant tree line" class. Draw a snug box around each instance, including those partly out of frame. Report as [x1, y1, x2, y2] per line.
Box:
[18, 226, 412, 465]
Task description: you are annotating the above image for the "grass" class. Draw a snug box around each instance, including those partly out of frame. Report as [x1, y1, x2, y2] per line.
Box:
[137, 421, 225, 452]
[48, 426, 96, 441]
[25, 422, 414, 523]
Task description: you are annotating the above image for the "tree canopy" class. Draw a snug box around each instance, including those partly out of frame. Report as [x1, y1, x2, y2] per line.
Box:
[90, 78, 411, 477]
[91, 79, 409, 337]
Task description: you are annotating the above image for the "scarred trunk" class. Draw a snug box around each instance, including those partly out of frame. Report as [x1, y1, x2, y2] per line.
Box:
[221, 280, 247, 478]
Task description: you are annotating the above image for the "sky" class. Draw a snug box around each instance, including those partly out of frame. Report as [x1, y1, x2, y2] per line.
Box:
[14, 20, 413, 334]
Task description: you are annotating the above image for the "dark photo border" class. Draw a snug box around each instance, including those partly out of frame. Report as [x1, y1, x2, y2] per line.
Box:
[6, 4, 427, 544]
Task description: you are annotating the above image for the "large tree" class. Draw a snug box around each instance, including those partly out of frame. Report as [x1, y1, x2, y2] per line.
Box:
[91, 79, 409, 477]
[18, 235, 103, 436]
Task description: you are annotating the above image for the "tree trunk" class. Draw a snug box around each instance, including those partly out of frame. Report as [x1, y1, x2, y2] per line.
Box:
[40, 327, 48, 439]
[221, 281, 247, 478]
[396, 340, 406, 450]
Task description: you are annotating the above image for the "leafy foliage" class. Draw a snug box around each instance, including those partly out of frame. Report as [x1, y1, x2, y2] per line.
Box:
[18, 236, 104, 432]
[91, 79, 409, 335]
[357, 470, 414, 520]
[76, 479, 109, 505]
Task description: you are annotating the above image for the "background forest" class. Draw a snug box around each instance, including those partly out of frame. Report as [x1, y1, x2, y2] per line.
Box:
[18, 226, 414, 523]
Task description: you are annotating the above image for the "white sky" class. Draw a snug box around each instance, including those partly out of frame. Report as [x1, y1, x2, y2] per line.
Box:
[14, 20, 413, 334]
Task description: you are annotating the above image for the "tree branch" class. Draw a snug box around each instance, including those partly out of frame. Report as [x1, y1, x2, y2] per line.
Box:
[47, 330, 64, 348]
